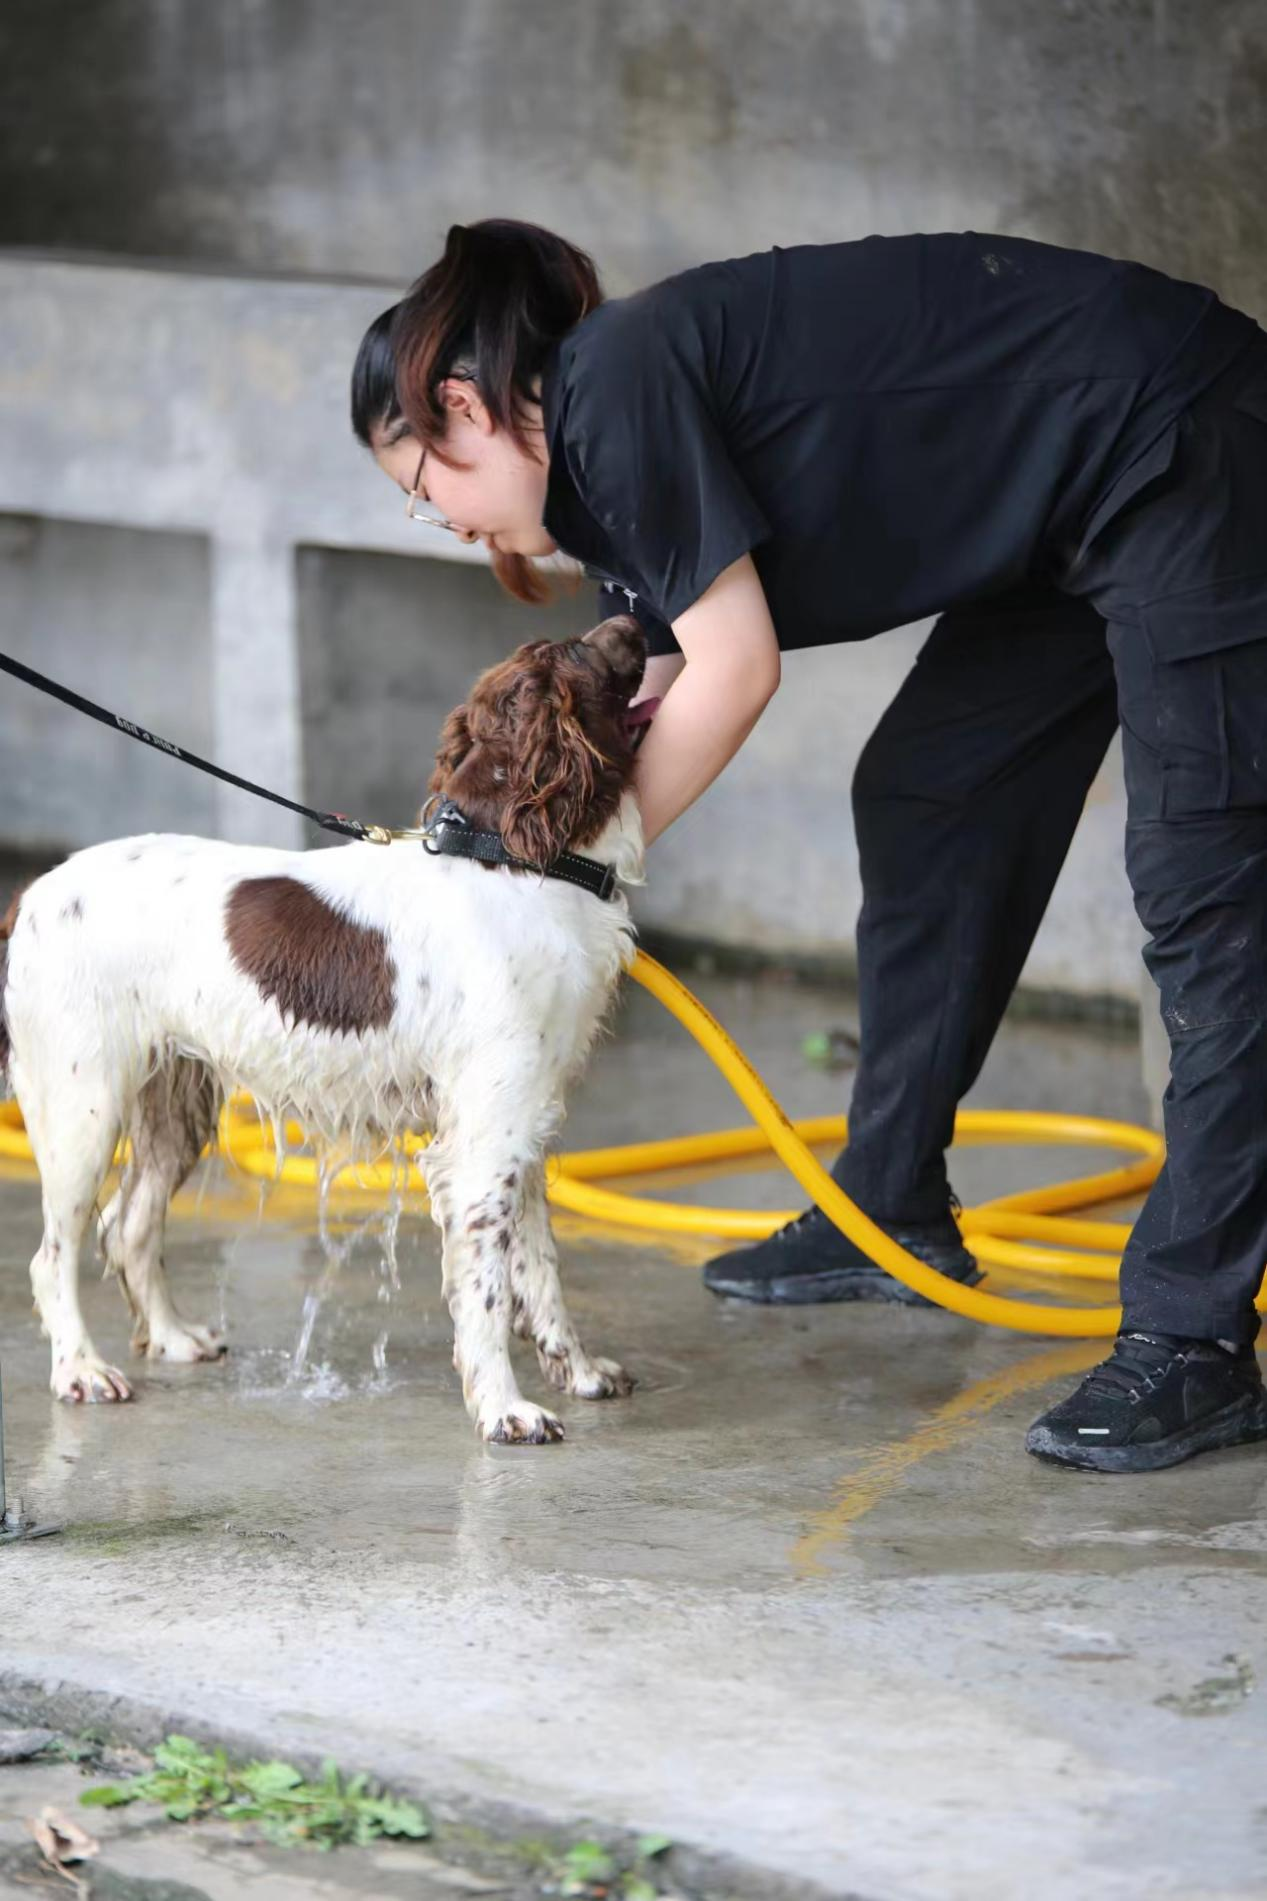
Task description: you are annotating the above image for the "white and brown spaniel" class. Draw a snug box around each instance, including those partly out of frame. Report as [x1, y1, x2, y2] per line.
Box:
[1, 615, 650, 1443]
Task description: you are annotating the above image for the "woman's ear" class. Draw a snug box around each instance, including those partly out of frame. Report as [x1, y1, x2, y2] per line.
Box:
[437, 378, 494, 436]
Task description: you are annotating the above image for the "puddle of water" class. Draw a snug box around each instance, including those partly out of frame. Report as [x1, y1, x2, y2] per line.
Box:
[1156, 1653, 1255, 1716]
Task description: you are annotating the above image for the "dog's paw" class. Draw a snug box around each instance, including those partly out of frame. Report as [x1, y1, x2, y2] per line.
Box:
[52, 1354, 133, 1404]
[538, 1345, 635, 1400]
[142, 1321, 227, 1364]
[571, 1355, 636, 1400]
[481, 1402, 565, 1446]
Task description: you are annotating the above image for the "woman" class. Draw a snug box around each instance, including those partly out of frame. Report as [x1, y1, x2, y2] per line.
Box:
[351, 219, 1267, 1475]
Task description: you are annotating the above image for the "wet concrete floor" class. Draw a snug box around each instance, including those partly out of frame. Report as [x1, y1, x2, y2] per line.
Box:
[2, 969, 1265, 1899]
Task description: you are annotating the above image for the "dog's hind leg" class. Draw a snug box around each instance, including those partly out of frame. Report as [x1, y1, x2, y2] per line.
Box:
[105, 1061, 225, 1363]
[513, 1163, 634, 1401]
[20, 1069, 131, 1402]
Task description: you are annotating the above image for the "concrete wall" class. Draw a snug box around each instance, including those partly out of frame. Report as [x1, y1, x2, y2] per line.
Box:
[0, 517, 215, 852]
[2, 1, 1264, 315]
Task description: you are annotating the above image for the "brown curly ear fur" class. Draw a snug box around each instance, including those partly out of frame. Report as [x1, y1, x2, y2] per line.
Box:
[428, 623, 645, 866]
[431, 704, 474, 783]
[499, 678, 623, 865]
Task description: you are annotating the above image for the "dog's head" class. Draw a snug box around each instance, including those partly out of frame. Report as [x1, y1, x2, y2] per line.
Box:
[429, 615, 649, 864]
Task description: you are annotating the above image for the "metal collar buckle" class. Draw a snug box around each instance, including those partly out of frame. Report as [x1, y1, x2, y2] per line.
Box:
[418, 793, 466, 855]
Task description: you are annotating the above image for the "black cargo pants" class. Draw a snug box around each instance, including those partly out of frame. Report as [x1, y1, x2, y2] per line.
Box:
[834, 336, 1267, 1345]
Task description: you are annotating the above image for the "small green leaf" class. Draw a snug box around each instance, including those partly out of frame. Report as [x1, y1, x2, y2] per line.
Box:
[154, 1737, 214, 1773]
[562, 1839, 616, 1880]
[361, 1796, 428, 1838]
[635, 1833, 672, 1859]
[623, 1879, 659, 1901]
[239, 1760, 304, 1799]
[80, 1784, 137, 1808]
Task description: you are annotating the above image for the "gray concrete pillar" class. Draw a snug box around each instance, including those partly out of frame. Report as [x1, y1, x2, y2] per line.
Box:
[209, 536, 304, 849]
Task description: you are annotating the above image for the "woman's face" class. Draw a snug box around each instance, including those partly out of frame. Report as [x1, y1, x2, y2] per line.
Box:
[372, 381, 557, 558]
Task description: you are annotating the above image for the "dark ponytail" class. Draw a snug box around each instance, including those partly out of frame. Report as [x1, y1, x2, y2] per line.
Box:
[391, 220, 602, 454]
[350, 303, 401, 447]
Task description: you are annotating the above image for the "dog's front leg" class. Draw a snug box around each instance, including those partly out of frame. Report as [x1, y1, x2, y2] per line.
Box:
[431, 1149, 564, 1445]
[514, 1164, 634, 1401]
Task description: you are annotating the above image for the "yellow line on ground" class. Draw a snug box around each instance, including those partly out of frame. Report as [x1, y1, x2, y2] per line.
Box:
[789, 1339, 1104, 1576]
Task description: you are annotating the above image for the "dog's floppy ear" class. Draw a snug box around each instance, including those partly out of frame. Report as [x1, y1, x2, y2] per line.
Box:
[500, 689, 608, 866]
[429, 703, 474, 794]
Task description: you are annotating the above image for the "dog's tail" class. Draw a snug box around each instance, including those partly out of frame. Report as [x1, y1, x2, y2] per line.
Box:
[0, 887, 24, 1085]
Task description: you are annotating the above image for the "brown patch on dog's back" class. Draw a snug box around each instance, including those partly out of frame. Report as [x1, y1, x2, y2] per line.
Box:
[225, 876, 396, 1036]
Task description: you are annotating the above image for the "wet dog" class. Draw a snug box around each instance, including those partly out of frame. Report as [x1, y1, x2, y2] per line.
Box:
[1, 615, 648, 1443]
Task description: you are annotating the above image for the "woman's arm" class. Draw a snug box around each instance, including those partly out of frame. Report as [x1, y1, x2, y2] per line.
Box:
[631, 650, 686, 707]
[633, 554, 781, 846]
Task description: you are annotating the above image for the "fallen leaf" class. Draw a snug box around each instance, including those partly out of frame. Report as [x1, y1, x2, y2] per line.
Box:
[28, 1807, 100, 1886]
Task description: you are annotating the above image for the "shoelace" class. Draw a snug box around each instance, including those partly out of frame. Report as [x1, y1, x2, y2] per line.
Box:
[777, 1199, 963, 1244]
[1083, 1332, 1195, 1402]
[780, 1206, 823, 1240]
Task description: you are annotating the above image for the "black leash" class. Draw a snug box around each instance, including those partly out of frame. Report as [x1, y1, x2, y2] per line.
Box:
[0, 649, 375, 842]
[0, 649, 621, 897]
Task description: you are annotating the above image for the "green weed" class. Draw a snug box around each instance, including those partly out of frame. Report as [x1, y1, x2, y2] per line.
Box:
[556, 1831, 674, 1898]
[80, 1733, 428, 1851]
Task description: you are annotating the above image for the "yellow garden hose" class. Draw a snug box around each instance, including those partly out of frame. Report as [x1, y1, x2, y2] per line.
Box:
[3, 948, 1256, 1337]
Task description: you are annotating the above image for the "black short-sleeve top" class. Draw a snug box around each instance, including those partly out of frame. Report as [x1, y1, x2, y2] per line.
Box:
[540, 233, 1257, 656]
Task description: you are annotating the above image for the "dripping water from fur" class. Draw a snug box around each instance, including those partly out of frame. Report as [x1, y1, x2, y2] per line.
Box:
[285, 1136, 413, 1398]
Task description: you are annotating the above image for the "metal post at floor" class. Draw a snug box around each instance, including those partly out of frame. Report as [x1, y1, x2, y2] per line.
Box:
[0, 1359, 60, 1543]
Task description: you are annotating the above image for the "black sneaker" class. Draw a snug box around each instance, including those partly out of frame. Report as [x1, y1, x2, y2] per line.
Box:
[1026, 1331, 1267, 1473]
[701, 1202, 982, 1307]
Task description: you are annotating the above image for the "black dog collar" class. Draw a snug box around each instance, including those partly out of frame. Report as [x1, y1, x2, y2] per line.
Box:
[418, 798, 619, 902]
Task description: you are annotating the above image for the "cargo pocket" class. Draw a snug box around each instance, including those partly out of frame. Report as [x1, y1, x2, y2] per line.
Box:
[1130, 362, 1267, 661]
[1114, 622, 1267, 821]
[1142, 566, 1267, 665]
[1111, 627, 1224, 820]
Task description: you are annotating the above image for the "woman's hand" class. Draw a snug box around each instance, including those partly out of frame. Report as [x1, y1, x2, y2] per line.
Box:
[633, 554, 781, 846]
